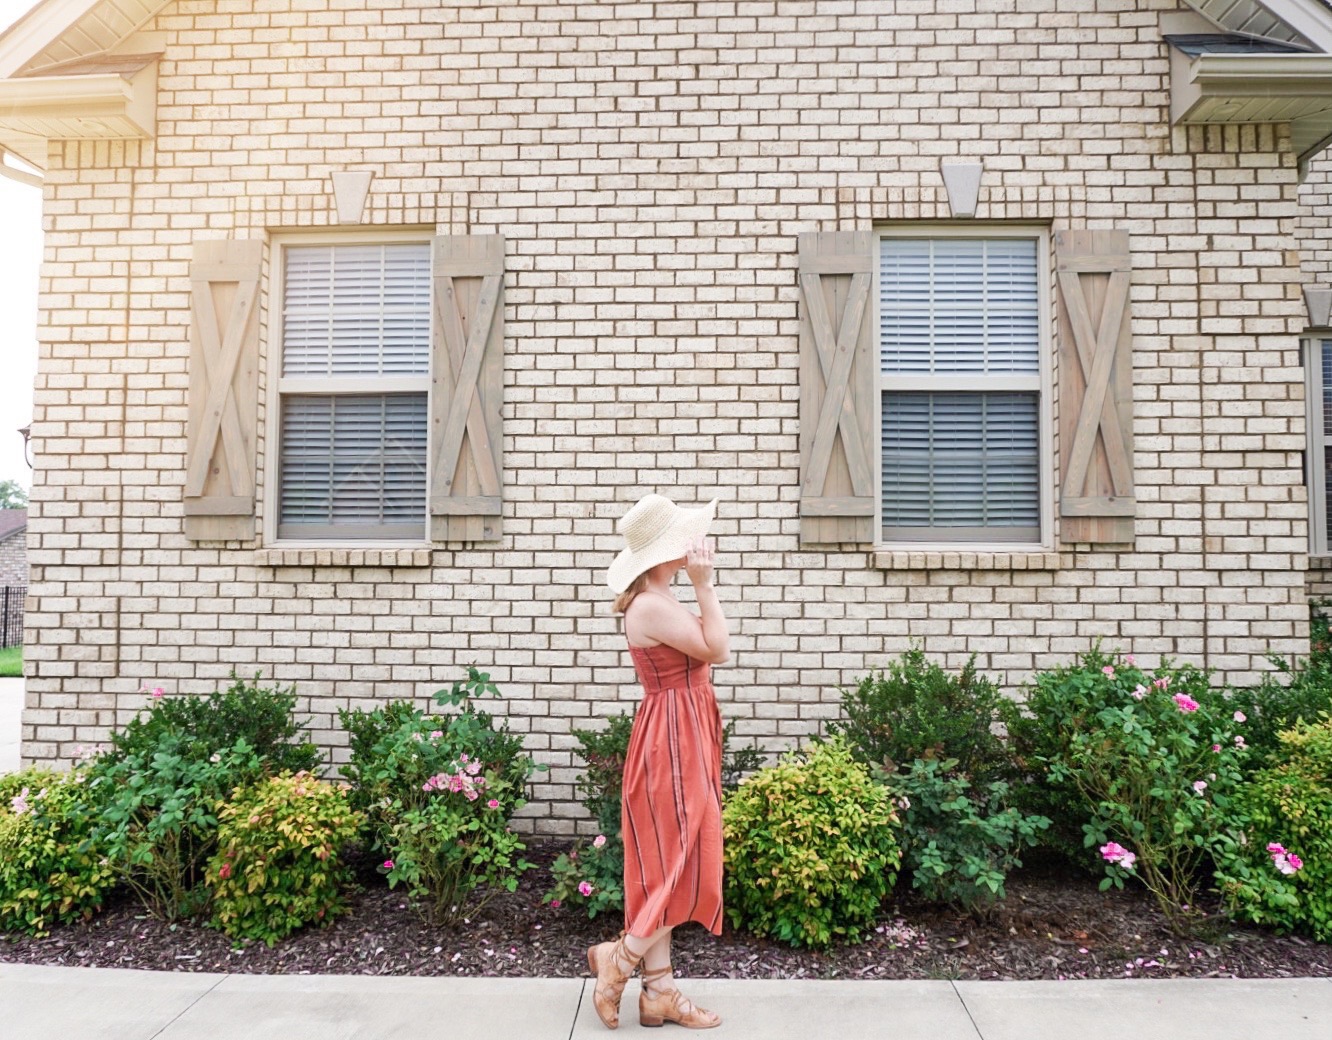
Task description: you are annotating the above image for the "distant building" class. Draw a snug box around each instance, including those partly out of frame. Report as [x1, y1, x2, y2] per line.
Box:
[0, 509, 27, 587]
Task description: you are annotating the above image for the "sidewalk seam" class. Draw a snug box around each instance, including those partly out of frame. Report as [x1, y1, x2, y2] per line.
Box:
[568, 978, 587, 1040]
[145, 971, 229, 1040]
[950, 980, 986, 1040]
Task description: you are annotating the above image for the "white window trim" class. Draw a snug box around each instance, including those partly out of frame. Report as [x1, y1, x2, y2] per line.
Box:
[1307, 336, 1330, 558]
[873, 225, 1055, 553]
[263, 229, 435, 549]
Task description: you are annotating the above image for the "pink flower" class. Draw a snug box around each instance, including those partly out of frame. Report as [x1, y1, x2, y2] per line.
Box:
[429, 730, 442, 740]
[1234, 735, 1246, 749]
[1102, 666, 1116, 678]
[9, 787, 29, 815]
[549, 899, 561, 909]
[578, 881, 594, 897]
[487, 799, 500, 809]
[1211, 744, 1221, 753]
[1125, 654, 1136, 666]
[1172, 692, 1200, 713]
[1287, 854, 1304, 872]
[593, 834, 607, 849]
[141, 684, 165, 699]
[1274, 855, 1300, 876]
[218, 863, 232, 880]
[1101, 842, 1137, 871]
[1153, 676, 1172, 690]
[1193, 780, 1208, 794]
[382, 859, 395, 871]
[1233, 711, 1246, 724]
[1267, 842, 1286, 855]
[1131, 684, 1147, 700]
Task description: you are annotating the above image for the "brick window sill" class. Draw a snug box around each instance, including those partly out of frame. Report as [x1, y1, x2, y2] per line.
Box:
[871, 549, 1067, 571]
[255, 547, 433, 568]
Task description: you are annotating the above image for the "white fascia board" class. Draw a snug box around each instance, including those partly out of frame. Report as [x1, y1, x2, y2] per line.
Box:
[0, 60, 157, 138]
[1260, 0, 1332, 53]
[1173, 51, 1332, 123]
[0, 0, 102, 79]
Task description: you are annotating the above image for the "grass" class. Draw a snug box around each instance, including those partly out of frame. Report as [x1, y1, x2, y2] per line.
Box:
[0, 645, 21, 678]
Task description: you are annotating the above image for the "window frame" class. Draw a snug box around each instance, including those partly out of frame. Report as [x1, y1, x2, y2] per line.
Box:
[1307, 336, 1332, 557]
[263, 229, 435, 548]
[873, 225, 1055, 551]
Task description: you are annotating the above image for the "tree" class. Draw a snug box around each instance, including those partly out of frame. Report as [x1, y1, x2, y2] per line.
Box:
[0, 480, 28, 509]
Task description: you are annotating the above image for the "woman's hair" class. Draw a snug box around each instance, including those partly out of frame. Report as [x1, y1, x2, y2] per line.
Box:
[613, 571, 649, 615]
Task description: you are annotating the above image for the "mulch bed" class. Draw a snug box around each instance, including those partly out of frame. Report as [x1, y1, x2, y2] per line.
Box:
[3, 843, 1330, 981]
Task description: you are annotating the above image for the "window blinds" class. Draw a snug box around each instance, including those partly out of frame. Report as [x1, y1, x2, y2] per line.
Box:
[283, 243, 431, 377]
[278, 242, 431, 539]
[879, 237, 1041, 541]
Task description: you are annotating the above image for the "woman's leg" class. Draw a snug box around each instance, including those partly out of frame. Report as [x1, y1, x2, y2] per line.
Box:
[622, 925, 672, 978]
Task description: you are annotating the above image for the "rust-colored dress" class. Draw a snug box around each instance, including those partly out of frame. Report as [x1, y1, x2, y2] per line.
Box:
[621, 641, 725, 937]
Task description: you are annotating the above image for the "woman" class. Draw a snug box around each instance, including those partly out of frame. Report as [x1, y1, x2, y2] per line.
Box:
[588, 492, 730, 1031]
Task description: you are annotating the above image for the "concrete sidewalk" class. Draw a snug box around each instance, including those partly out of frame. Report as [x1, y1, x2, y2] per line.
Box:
[1, 964, 1329, 1040]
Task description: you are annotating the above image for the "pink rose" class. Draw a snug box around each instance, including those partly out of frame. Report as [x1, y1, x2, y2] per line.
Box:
[487, 798, 500, 809]
[1131, 684, 1147, 700]
[382, 859, 395, 871]
[1266, 843, 1286, 855]
[1125, 654, 1136, 666]
[593, 834, 607, 849]
[550, 899, 561, 909]
[1172, 692, 1200, 713]
[1192, 780, 1207, 794]
[1233, 711, 1246, 723]
[578, 881, 594, 897]
[1102, 666, 1115, 678]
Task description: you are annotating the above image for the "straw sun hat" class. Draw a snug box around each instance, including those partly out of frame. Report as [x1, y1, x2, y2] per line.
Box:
[607, 493, 718, 594]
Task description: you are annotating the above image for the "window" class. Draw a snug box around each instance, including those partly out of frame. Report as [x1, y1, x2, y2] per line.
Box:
[877, 233, 1048, 544]
[1308, 337, 1332, 554]
[274, 241, 431, 540]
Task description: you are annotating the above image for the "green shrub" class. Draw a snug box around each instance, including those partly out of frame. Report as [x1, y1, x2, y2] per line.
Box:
[884, 757, 1049, 913]
[1214, 718, 1332, 941]
[543, 713, 765, 919]
[0, 768, 115, 936]
[1019, 648, 1246, 924]
[722, 738, 902, 948]
[1227, 606, 1332, 769]
[828, 648, 1017, 784]
[339, 668, 537, 923]
[89, 734, 265, 920]
[828, 650, 1042, 911]
[206, 772, 363, 946]
[543, 713, 633, 918]
[102, 673, 320, 775]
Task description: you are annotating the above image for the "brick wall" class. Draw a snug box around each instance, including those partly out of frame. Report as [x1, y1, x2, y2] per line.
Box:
[23, 0, 1313, 834]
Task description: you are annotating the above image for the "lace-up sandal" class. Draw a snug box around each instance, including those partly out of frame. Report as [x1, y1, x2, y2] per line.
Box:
[587, 935, 643, 1030]
[637, 965, 721, 1029]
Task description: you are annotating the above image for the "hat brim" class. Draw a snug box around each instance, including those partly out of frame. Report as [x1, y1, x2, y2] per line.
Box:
[607, 498, 717, 594]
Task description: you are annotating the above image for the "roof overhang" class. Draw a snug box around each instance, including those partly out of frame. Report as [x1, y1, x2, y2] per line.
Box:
[0, 51, 157, 168]
[1171, 49, 1332, 164]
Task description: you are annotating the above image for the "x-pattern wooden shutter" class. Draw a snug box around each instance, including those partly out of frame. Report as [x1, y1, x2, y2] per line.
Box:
[431, 234, 505, 542]
[798, 231, 876, 545]
[1056, 229, 1135, 545]
[185, 239, 262, 541]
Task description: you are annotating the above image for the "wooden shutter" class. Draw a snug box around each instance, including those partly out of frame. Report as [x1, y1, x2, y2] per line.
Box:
[798, 231, 876, 545]
[431, 234, 505, 542]
[1056, 229, 1135, 545]
[185, 239, 262, 541]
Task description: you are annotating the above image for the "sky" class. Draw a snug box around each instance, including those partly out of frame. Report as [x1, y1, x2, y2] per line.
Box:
[0, 0, 45, 497]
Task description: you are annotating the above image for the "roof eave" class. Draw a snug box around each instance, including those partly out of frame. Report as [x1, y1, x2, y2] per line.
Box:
[0, 56, 157, 169]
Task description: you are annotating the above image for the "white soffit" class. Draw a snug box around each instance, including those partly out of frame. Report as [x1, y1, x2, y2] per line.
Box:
[0, 0, 170, 78]
[1180, 0, 1332, 52]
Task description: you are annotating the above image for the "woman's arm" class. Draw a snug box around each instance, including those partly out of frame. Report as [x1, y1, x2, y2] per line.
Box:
[626, 542, 731, 664]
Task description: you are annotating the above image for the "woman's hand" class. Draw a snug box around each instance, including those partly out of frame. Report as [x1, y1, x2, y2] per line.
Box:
[685, 539, 715, 588]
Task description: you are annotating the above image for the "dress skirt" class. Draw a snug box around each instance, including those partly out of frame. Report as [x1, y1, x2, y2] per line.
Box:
[621, 643, 725, 938]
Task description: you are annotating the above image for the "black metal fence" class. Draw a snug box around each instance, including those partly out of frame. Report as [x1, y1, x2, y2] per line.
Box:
[1, 585, 26, 649]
